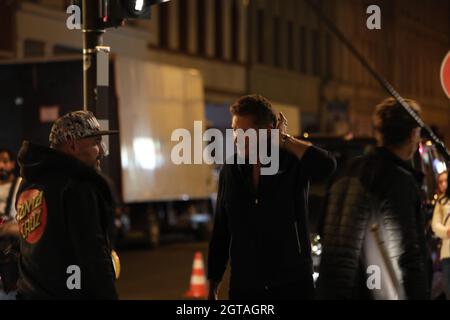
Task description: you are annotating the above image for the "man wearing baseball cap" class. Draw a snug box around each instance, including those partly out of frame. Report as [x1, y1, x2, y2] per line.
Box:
[15, 111, 119, 299]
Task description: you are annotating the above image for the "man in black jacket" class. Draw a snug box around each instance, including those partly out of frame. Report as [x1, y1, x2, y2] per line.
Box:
[15, 111, 119, 299]
[0, 148, 21, 299]
[207, 95, 336, 300]
[317, 98, 430, 300]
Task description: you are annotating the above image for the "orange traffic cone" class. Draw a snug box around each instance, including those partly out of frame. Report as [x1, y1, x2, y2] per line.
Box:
[185, 251, 207, 298]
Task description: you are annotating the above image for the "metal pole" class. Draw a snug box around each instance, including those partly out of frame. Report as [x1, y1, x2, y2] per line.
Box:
[82, 0, 105, 114]
[82, 0, 111, 175]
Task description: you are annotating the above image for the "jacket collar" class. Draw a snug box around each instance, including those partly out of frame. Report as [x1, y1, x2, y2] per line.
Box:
[374, 147, 424, 184]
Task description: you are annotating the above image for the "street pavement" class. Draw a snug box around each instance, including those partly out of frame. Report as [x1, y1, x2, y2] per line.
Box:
[116, 240, 230, 300]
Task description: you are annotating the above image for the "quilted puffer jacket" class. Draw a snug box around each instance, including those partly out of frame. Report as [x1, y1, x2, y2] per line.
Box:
[317, 147, 430, 300]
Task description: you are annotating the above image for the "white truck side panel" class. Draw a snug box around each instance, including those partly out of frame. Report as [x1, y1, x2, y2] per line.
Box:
[115, 56, 210, 202]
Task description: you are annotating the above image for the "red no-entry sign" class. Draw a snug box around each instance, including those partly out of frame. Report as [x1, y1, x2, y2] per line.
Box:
[441, 51, 450, 99]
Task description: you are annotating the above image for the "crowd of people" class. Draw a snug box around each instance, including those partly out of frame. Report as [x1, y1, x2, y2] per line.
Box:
[0, 94, 448, 300]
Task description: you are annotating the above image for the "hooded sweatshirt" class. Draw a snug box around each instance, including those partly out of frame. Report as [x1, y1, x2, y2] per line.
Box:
[15, 141, 118, 300]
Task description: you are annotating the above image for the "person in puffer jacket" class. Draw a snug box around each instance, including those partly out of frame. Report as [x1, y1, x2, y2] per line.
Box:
[317, 97, 430, 300]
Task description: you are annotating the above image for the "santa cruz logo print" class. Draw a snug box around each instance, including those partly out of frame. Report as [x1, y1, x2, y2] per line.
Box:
[16, 189, 48, 244]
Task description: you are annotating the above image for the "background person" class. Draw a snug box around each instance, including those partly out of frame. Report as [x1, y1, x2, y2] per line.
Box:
[0, 148, 21, 300]
[432, 171, 450, 299]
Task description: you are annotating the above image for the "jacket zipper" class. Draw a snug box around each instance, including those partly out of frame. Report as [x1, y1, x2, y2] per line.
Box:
[294, 221, 302, 255]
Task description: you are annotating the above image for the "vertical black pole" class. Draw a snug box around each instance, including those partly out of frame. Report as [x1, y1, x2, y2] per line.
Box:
[82, 0, 105, 114]
[82, 0, 112, 175]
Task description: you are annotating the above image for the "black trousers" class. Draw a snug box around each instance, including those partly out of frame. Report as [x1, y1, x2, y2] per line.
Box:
[229, 279, 315, 300]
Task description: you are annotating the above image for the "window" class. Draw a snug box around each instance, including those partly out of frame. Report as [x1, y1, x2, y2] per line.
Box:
[311, 29, 321, 75]
[214, 0, 223, 59]
[0, 1, 14, 52]
[287, 21, 294, 70]
[178, 0, 188, 52]
[273, 16, 281, 67]
[325, 33, 332, 78]
[299, 26, 307, 73]
[53, 45, 80, 56]
[197, 0, 206, 55]
[230, 0, 239, 61]
[24, 39, 45, 58]
[257, 9, 265, 64]
[158, 2, 170, 48]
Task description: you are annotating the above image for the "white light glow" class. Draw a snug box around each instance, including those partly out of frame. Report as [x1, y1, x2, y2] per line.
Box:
[15, 97, 24, 106]
[135, 0, 144, 11]
[313, 272, 319, 282]
[434, 159, 447, 175]
[121, 147, 129, 168]
[133, 138, 156, 170]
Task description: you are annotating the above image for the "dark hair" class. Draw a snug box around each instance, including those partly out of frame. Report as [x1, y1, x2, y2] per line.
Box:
[373, 97, 422, 147]
[230, 94, 277, 128]
[0, 148, 14, 161]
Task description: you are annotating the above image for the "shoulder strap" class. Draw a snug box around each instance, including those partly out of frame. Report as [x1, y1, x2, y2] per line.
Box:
[362, 171, 406, 300]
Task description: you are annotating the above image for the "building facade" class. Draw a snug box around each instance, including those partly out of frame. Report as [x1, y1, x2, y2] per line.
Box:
[0, 0, 449, 142]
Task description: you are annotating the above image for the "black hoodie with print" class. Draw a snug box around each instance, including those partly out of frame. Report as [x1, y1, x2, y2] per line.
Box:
[15, 141, 118, 299]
